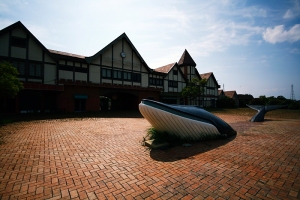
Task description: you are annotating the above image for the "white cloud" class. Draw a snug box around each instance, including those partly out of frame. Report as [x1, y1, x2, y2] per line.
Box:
[189, 21, 263, 57]
[283, 0, 300, 19]
[290, 48, 300, 54]
[263, 24, 300, 43]
[283, 9, 295, 19]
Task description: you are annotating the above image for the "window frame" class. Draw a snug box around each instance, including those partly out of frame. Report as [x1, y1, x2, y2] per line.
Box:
[149, 77, 163, 86]
[123, 71, 132, 81]
[113, 70, 122, 80]
[168, 80, 178, 88]
[28, 62, 42, 78]
[101, 68, 112, 78]
[132, 73, 141, 83]
[11, 60, 26, 77]
[11, 37, 27, 48]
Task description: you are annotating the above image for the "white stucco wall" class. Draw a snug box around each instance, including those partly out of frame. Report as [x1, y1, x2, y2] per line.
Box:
[11, 47, 26, 59]
[59, 70, 72, 80]
[28, 38, 42, 61]
[89, 65, 100, 83]
[75, 72, 87, 81]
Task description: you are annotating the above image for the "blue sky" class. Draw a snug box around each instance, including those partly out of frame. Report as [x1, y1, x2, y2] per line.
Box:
[0, 0, 299, 99]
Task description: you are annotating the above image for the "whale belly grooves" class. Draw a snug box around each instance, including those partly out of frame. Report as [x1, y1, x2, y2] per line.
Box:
[139, 99, 236, 141]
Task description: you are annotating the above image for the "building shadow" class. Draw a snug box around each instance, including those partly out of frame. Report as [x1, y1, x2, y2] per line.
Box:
[149, 135, 236, 162]
[0, 110, 144, 125]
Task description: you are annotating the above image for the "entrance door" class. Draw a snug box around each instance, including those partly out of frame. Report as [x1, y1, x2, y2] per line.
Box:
[74, 95, 88, 112]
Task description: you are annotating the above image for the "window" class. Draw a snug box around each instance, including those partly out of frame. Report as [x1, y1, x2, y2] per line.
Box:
[29, 63, 42, 77]
[149, 77, 163, 86]
[123, 72, 131, 80]
[173, 70, 178, 75]
[11, 37, 27, 48]
[101, 68, 112, 78]
[113, 70, 122, 79]
[149, 78, 153, 85]
[168, 80, 178, 88]
[12, 60, 26, 76]
[157, 79, 163, 86]
[132, 73, 141, 82]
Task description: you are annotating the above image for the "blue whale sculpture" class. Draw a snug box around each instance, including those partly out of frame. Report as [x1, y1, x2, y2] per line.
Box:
[139, 99, 236, 141]
[247, 104, 287, 122]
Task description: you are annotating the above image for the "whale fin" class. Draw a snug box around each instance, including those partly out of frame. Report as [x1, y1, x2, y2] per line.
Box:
[246, 105, 265, 111]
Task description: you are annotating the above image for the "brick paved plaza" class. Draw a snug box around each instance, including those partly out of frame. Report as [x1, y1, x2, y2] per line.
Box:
[0, 111, 299, 199]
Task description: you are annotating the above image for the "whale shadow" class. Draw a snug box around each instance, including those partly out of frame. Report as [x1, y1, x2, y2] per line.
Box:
[149, 134, 236, 162]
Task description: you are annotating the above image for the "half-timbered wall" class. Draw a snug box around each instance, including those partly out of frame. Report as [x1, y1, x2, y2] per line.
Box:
[0, 32, 9, 56]
[11, 28, 27, 59]
[0, 21, 225, 112]
[180, 65, 198, 82]
[28, 38, 42, 61]
[149, 74, 164, 89]
[163, 67, 186, 93]
[202, 75, 219, 107]
[0, 26, 58, 85]
[205, 76, 218, 96]
[89, 39, 149, 87]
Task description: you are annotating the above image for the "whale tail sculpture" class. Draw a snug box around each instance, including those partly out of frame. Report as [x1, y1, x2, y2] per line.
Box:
[246, 104, 287, 122]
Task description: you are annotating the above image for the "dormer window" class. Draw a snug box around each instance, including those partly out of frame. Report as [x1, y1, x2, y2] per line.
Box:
[173, 70, 178, 75]
[11, 37, 27, 48]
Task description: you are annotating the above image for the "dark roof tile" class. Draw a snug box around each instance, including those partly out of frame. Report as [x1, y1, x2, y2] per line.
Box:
[178, 49, 196, 66]
[224, 91, 237, 98]
[154, 62, 176, 74]
[200, 72, 213, 80]
[218, 89, 224, 95]
[48, 49, 86, 59]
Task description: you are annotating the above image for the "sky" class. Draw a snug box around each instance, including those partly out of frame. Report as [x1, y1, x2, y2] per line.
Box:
[0, 0, 299, 99]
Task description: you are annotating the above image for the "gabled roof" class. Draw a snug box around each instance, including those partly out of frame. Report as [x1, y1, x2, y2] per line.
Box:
[153, 62, 188, 82]
[85, 32, 152, 73]
[200, 72, 213, 80]
[178, 49, 196, 66]
[200, 72, 220, 88]
[224, 91, 237, 99]
[1, 21, 152, 70]
[154, 62, 177, 73]
[0, 21, 56, 61]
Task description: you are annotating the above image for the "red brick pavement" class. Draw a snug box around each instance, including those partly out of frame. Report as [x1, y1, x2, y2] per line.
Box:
[0, 113, 299, 199]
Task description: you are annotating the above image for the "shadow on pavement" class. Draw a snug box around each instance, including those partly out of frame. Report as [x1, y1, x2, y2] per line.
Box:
[150, 135, 236, 162]
[0, 110, 144, 125]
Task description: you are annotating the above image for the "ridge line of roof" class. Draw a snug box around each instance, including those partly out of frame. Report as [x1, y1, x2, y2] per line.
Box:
[48, 49, 86, 59]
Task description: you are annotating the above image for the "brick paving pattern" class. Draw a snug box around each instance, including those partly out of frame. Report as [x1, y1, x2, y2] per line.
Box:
[0, 113, 299, 199]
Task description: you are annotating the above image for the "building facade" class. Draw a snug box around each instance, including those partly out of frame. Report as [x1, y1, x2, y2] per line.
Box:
[0, 21, 219, 113]
[200, 72, 220, 107]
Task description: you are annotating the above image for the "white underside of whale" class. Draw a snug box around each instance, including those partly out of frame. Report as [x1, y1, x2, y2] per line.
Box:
[139, 103, 221, 140]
